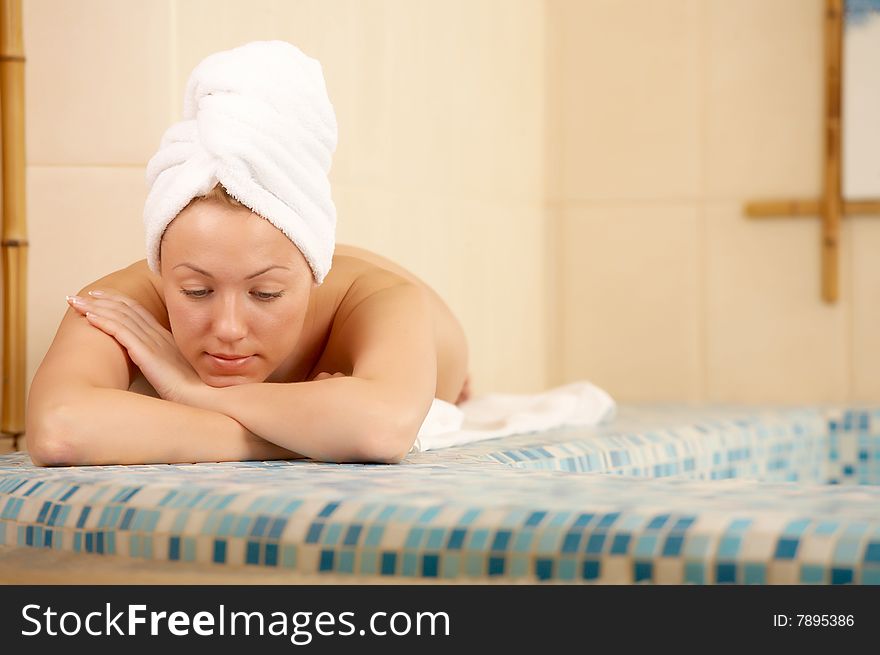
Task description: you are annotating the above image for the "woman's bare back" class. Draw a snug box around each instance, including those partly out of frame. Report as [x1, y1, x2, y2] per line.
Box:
[123, 244, 469, 403]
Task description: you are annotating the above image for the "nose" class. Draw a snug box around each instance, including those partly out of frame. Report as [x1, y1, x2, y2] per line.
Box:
[211, 294, 248, 342]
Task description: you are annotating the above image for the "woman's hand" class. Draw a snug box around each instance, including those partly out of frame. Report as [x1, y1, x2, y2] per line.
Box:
[66, 290, 205, 405]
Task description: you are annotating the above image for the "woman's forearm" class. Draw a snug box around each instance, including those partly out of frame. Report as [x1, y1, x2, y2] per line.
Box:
[189, 377, 420, 464]
[29, 387, 303, 466]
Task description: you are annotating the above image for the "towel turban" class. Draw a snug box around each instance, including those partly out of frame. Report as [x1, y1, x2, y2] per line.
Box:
[143, 40, 338, 284]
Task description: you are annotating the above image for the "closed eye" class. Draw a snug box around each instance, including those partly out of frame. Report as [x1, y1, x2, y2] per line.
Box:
[179, 289, 285, 301]
[180, 289, 210, 299]
[254, 291, 285, 301]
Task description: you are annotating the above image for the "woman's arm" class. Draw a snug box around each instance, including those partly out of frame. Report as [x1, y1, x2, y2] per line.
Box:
[185, 282, 438, 464]
[29, 387, 301, 467]
[188, 376, 413, 464]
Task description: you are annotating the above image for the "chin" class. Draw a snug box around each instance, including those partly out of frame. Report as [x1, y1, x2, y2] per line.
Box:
[198, 372, 255, 387]
[193, 353, 268, 387]
[207, 379, 249, 388]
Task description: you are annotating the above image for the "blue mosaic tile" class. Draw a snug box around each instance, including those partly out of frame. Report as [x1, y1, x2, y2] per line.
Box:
[582, 559, 601, 580]
[1, 404, 878, 584]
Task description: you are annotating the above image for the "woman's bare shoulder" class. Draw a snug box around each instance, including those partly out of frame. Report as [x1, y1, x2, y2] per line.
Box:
[84, 259, 169, 329]
[333, 244, 429, 289]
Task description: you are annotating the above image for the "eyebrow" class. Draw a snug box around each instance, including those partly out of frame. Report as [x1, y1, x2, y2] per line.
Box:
[173, 263, 290, 280]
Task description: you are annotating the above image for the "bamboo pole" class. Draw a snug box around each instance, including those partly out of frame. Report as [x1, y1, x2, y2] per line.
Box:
[0, 0, 27, 442]
[745, 200, 824, 217]
[822, 0, 843, 303]
[742, 1, 877, 303]
[745, 199, 880, 217]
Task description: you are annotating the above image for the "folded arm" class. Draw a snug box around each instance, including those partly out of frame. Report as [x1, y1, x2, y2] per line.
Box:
[186, 280, 438, 463]
[29, 386, 301, 467]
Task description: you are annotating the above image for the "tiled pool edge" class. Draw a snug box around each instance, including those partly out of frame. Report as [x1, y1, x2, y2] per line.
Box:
[1, 405, 878, 584]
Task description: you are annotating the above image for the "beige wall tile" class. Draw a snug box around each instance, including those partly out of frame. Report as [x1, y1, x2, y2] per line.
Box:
[554, 0, 702, 201]
[24, 0, 174, 165]
[705, 203, 849, 403]
[456, 200, 549, 394]
[26, 166, 149, 391]
[544, 203, 564, 386]
[560, 204, 703, 402]
[852, 216, 880, 401]
[544, 3, 564, 205]
[705, 0, 823, 199]
[175, 0, 545, 201]
[334, 185, 549, 394]
[458, 200, 549, 394]
[382, 0, 546, 202]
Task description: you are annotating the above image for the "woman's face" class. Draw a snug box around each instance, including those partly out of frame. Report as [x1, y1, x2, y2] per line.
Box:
[159, 200, 315, 387]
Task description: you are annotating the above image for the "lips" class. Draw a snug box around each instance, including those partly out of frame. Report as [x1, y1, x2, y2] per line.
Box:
[205, 352, 254, 370]
[209, 353, 250, 360]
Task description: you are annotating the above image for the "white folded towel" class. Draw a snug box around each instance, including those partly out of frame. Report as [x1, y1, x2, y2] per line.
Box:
[411, 381, 617, 452]
[144, 40, 338, 284]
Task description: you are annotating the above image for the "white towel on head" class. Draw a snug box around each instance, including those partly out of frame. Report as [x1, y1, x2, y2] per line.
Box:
[411, 381, 617, 452]
[143, 40, 338, 284]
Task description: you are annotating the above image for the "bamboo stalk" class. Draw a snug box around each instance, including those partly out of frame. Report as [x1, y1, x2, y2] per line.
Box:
[0, 0, 28, 441]
[744, 200, 822, 217]
[746, 199, 880, 217]
[822, 0, 842, 303]
[846, 200, 880, 214]
[742, 2, 880, 303]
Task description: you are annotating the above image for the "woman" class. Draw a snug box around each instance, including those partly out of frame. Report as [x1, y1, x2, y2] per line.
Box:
[25, 41, 469, 467]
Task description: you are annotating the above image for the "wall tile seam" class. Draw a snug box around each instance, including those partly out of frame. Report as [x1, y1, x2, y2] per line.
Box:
[549, 197, 783, 206]
[23, 169, 547, 208]
[698, 0, 709, 404]
[544, 0, 563, 387]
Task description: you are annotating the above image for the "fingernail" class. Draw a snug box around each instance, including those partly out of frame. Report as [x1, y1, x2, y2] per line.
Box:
[88, 290, 104, 296]
[66, 295, 84, 305]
